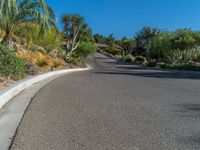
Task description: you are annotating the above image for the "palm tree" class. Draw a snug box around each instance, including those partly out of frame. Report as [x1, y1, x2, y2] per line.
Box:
[0, 0, 57, 44]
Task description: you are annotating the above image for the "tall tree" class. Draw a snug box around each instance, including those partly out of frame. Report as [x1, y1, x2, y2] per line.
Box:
[150, 32, 172, 62]
[135, 27, 160, 57]
[0, 0, 57, 45]
[62, 14, 89, 57]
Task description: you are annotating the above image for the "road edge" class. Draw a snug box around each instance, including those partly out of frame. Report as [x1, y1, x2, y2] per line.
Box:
[0, 67, 91, 110]
[0, 66, 92, 150]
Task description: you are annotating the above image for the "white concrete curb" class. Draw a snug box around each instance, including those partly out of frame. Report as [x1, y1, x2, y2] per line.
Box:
[0, 67, 90, 110]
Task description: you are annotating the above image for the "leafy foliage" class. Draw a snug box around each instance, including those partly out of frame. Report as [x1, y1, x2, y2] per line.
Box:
[134, 56, 147, 65]
[0, 0, 57, 43]
[135, 27, 160, 57]
[14, 23, 62, 50]
[0, 44, 27, 79]
[149, 32, 173, 62]
[62, 14, 90, 57]
[74, 42, 97, 61]
[123, 54, 135, 63]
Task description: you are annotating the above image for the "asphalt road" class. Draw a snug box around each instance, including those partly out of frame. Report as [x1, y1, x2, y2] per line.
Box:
[11, 53, 200, 150]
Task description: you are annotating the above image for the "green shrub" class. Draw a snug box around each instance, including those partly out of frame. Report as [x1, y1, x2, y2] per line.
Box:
[69, 54, 82, 65]
[134, 56, 147, 65]
[75, 42, 97, 61]
[0, 44, 27, 79]
[160, 63, 200, 71]
[123, 54, 135, 63]
[116, 55, 123, 60]
[104, 47, 121, 56]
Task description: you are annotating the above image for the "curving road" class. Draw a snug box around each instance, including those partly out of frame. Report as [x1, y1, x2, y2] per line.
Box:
[11, 53, 200, 150]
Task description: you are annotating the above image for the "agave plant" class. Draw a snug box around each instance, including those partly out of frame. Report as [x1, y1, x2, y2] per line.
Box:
[0, 0, 57, 44]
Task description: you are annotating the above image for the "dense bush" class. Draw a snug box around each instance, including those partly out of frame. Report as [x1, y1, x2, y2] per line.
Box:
[134, 56, 147, 65]
[69, 54, 82, 65]
[149, 32, 172, 62]
[0, 44, 27, 79]
[70, 42, 96, 64]
[104, 47, 121, 56]
[123, 54, 135, 63]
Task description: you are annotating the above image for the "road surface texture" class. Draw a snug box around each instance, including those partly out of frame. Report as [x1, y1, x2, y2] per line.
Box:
[11, 53, 200, 150]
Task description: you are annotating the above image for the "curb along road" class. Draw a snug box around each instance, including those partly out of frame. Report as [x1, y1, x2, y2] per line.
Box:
[0, 67, 91, 150]
[0, 67, 90, 110]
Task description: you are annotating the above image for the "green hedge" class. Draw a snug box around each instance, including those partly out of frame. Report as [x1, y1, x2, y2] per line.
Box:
[0, 44, 27, 79]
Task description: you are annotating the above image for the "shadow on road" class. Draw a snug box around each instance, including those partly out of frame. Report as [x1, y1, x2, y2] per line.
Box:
[91, 53, 200, 79]
[177, 134, 200, 148]
[175, 104, 200, 113]
[95, 70, 200, 80]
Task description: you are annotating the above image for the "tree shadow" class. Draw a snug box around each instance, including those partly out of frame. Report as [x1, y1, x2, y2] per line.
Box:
[95, 70, 200, 80]
[177, 134, 200, 149]
[92, 53, 200, 80]
[175, 104, 200, 113]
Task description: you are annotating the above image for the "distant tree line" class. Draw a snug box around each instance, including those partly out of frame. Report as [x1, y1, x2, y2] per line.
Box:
[94, 27, 200, 70]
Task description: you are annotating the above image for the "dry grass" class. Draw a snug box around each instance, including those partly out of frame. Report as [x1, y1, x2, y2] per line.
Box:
[53, 58, 65, 68]
[16, 50, 65, 70]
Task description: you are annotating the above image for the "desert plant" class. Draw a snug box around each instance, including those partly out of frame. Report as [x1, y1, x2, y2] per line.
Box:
[62, 14, 90, 57]
[171, 29, 199, 63]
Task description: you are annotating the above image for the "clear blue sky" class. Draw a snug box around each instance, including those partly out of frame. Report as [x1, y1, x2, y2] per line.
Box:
[46, 0, 200, 39]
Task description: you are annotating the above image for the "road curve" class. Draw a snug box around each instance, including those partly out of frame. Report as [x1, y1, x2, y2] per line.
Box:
[11, 53, 200, 150]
